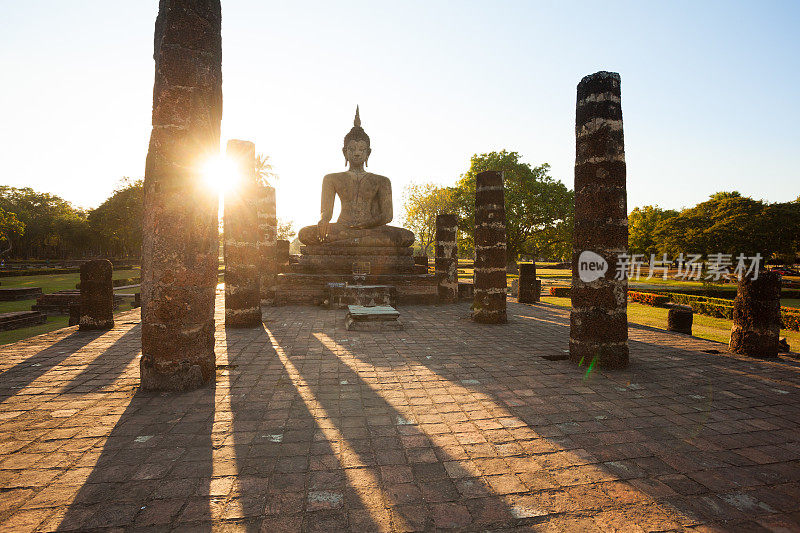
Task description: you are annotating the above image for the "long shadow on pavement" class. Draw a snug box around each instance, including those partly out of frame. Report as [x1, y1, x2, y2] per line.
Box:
[0, 329, 107, 403]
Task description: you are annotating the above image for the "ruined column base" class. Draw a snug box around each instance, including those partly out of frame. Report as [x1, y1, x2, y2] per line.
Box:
[472, 293, 508, 324]
[225, 308, 262, 328]
[569, 339, 629, 370]
[140, 355, 215, 392]
[729, 326, 780, 359]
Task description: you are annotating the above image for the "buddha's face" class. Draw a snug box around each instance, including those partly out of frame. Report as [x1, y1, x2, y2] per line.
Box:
[344, 140, 370, 166]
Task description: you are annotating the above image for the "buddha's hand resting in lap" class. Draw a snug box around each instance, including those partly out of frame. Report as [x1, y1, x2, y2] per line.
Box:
[317, 220, 330, 241]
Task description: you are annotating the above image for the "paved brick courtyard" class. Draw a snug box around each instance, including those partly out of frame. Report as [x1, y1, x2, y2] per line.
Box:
[1, 293, 800, 531]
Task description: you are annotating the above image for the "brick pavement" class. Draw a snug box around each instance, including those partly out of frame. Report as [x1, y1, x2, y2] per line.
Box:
[1, 292, 800, 531]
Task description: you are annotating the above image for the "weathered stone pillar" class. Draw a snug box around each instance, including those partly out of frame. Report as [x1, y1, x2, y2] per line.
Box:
[730, 272, 781, 358]
[277, 239, 290, 271]
[79, 259, 114, 331]
[570, 71, 629, 369]
[224, 140, 261, 327]
[473, 171, 507, 324]
[256, 184, 277, 305]
[518, 263, 540, 304]
[140, 0, 222, 391]
[435, 214, 458, 303]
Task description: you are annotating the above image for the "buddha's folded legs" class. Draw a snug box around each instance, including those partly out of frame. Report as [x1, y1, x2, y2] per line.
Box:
[298, 223, 414, 248]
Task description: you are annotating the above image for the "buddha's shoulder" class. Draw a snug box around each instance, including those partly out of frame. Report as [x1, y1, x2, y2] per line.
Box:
[322, 171, 350, 181]
[366, 172, 391, 185]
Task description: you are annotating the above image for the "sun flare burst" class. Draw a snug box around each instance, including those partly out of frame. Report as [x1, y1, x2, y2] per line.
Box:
[201, 155, 239, 195]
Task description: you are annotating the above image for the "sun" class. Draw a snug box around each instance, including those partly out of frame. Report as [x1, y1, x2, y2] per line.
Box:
[201, 154, 238, 195]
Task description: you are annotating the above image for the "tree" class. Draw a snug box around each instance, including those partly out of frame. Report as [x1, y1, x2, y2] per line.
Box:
[0, 186, 90, 258]
[452, 150, 573, 262]
[255, 153, 278, 187]
[0, 208, 24, 241]
[402, 183, 456, 256]
[277, 218, 296, 241]
[652, 191, 800, 260]
[0, 207, 24, 257]
[87, 178, 143, 258]
[628, 206, 679, 256]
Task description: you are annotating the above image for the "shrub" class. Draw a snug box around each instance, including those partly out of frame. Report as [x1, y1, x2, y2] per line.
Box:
[628, 291, 670, 306]
[549, 287, 571, 297]
[782, 307, 800, 331]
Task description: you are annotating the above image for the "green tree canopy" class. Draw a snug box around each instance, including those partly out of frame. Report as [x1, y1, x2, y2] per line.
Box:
[402, 183, 457, 256]
[0, 186, 90, 259]
[652, 191, 800, 259]
[628, 206, 679, 256]
[87, 178, 143, 258]
[452, 150, 573, 262]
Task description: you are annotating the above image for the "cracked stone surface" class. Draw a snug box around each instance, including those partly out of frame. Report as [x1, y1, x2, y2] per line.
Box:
[1, 291, 800, 531]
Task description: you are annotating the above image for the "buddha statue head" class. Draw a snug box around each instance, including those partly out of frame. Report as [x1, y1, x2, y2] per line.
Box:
[343, 106, 371, 168]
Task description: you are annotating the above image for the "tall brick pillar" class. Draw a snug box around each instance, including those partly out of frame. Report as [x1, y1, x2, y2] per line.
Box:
[224, 140, 261, 327]
[570, 71, 629, 369]
[79, 259, 114, 331]
[518, 263, 540, 304]
[435, 214, 458, 303]
[256, 184, 277, 305]
[730, 272, 781, 358]
[473, 171, 507, 324]
[140, 0, 222, 391]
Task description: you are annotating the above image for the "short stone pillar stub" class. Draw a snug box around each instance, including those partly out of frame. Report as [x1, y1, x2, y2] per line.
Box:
[257, 184, 277, 305]
[277, 240, 291, 270]
[435, 213, 458, 303]
[473, 171, 507, 324]
[79, 259, 114, 330]
[224, 139, 262, 328]
[569, 71, 629, 369]
[730, 272, 781, 358]
[140, 0, 222, 391]
[667, 305, 693, 335]
[518, 263, 540, 304]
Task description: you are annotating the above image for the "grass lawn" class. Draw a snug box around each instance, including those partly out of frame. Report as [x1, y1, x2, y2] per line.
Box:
[540, 296, 800, 348]
[0, 269, 140, 346]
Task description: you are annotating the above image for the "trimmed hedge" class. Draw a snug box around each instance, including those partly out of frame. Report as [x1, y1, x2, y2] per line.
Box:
[664, 293, 734, 319]
[549, 287, 571, 297]
[628, 291, 670, 306]
[664, 292, 799, 331]
[76, 277, 141, 289]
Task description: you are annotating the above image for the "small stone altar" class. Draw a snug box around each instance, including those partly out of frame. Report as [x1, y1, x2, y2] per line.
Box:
[275, 108, 437, 305]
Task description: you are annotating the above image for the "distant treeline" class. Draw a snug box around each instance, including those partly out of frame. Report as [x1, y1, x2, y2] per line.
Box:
[629, 192, 800, 262]
[0, 180, 143, 260]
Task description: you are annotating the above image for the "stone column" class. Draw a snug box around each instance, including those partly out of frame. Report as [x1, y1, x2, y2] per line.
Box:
[277, 239, 290, 271]
[730, 272, 781, 358]
[435, 214, 458, 303]
[473, 171, 507, 324]
[140, 0, 222, 391]
[79, 259, 114, 330]
[570, 71, 629, 369]
[256, 184, 277, 305]
[224, 140, 261, 327]
[518, 263, 540, 304]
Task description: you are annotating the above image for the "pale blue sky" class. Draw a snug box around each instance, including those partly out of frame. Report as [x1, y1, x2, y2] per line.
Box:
[1, 1, 798, 227]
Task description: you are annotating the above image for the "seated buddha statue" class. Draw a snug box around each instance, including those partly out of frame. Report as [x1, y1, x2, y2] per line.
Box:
[298, 107, 415, 248]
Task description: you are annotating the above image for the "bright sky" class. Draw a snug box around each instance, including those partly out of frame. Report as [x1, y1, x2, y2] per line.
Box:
[1, 1, 798, 229]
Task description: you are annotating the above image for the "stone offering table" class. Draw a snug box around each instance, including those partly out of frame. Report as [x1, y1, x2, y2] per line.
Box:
[345, 304, 403, 331]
